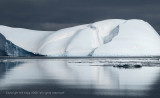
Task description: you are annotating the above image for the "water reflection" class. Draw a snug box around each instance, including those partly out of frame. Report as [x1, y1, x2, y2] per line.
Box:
[0, 58, 160, 97]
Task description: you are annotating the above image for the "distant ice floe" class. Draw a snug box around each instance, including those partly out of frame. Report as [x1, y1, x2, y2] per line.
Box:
[0, 19, 160, 57]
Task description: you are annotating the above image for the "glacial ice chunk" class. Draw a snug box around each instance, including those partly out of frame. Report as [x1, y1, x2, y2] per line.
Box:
[0, 19, 160, 57]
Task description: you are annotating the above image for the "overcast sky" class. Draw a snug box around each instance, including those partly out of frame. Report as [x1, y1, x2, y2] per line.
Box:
[0, 0, 160, 31]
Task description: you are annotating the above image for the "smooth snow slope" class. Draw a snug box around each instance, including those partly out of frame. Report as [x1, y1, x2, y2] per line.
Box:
[0, 19, 160, 57]
[0, 25, 53, 53]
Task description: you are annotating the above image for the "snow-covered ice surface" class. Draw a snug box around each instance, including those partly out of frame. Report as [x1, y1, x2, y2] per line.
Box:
[93, 20, 160, 57]
[0, 19, 160, 57]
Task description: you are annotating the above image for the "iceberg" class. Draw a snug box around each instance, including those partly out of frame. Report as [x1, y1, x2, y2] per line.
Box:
[0, 19, 160, 57]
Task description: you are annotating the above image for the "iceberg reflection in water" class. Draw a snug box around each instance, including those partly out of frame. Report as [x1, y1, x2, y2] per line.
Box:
[0, 58, 160, 98]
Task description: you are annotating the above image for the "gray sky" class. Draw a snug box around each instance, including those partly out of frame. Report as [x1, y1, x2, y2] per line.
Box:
[0, 0, 160, 31]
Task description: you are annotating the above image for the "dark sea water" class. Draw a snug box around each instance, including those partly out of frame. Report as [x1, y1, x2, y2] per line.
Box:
[0, 57, 160, 98]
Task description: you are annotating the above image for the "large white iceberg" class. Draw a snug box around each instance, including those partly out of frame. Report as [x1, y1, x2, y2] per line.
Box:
[0, 19, 160, 57]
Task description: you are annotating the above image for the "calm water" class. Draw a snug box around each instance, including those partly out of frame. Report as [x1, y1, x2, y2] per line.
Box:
[0, 58, 160, 98]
